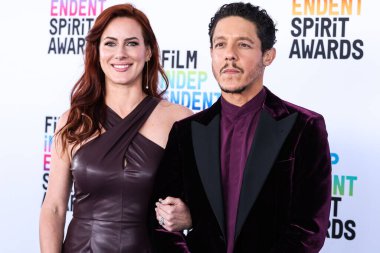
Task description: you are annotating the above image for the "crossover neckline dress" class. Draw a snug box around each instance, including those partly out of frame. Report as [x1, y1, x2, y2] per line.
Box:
[63, 96, 163, 253]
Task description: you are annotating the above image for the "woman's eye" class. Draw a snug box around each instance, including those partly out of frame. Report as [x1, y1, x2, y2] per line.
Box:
[104, 41, 116, 47]
[127, 41, 139, 46]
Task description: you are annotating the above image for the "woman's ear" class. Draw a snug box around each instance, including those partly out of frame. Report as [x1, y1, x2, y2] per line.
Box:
[146, 47, 152, 61]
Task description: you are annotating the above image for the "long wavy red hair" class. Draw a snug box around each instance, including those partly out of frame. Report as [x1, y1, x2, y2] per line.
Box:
[58, 3, 168, 154]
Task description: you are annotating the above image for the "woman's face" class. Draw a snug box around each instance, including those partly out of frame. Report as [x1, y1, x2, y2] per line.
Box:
[99, 17, 151, 88]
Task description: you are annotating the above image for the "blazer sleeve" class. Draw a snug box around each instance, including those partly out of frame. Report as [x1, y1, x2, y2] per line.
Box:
[271, 115, 332, 253]
[150, 122, 190, 253]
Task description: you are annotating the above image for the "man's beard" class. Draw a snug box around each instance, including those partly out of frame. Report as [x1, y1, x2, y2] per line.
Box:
[220, 84, 247, 94]
[218, 62, 247, 94]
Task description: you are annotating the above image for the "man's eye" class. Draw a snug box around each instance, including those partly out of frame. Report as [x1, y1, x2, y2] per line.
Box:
[239, 43, 251, 48]
[214, 42, 224, 48]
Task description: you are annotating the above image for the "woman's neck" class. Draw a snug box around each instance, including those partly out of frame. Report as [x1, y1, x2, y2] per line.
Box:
[105, 84, 147, 118]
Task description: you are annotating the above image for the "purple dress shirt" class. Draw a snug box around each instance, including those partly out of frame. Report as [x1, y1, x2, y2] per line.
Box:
[220, 88, 266, 253]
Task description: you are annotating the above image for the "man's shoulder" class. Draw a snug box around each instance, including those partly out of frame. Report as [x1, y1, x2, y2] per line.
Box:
[266, 88, 324, 122]
[268, 95, 328, 137]
[277, 99, 327, 135]
[282, 100, 324, 120]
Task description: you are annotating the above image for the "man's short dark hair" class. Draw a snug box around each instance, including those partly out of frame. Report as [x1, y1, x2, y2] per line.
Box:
[208, 2, 277, 53]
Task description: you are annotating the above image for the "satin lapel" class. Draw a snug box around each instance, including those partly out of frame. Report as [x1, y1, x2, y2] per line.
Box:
[235, 110, 298, 239]
[191, 115, 225, 239]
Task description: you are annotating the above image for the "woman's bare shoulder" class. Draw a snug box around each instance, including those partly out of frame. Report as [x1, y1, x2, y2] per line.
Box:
[158, 100, 193, 122]
[55, 110, 70, 133]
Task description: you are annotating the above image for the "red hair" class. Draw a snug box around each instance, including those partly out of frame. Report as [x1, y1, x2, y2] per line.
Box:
[58, 3, 168, 153]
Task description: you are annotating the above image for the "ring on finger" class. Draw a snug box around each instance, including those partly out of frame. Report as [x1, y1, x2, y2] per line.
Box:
[159, 216, 165, 226]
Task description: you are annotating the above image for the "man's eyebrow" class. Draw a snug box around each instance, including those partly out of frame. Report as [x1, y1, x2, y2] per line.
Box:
[213, 36, 254, 43]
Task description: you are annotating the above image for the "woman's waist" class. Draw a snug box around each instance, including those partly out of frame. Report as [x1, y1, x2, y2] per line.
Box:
[71, 216, 149, 226]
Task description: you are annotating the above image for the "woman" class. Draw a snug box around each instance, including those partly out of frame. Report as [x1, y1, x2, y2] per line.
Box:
[39, 4, 192, 252]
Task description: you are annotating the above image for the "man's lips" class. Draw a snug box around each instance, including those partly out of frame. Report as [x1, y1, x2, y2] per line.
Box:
[221, 68, 240, 74]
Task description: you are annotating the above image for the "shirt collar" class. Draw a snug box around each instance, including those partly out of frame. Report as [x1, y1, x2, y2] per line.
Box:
[221, 88, 266, 120]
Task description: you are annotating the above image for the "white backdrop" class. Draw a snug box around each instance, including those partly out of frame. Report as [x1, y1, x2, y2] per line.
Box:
[0, 0, 379, 252]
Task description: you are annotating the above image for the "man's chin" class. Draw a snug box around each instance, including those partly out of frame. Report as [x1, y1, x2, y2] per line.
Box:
[220, 85, 247, 94]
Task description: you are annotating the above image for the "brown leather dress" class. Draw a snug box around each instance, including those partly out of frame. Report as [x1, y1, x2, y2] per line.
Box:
[63, 97, 163, 253]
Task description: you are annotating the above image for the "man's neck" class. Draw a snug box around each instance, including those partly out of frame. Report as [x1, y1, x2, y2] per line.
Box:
[221, 85, 264, 107]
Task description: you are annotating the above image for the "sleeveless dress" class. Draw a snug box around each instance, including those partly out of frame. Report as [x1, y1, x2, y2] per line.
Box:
[63, 96, 163, 253]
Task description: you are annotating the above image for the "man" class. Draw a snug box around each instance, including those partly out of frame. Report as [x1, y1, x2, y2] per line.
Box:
[154, 2, 331, 252]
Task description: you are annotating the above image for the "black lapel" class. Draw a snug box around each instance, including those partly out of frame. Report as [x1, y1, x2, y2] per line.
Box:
[235, 110, 298, 239]
[192, 115, 225, 239]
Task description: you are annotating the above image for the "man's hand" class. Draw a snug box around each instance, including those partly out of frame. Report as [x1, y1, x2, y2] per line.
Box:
[155, 196, 192, 232]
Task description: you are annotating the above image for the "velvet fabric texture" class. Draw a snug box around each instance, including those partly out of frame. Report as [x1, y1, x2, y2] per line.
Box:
[152, 87, 331, 253]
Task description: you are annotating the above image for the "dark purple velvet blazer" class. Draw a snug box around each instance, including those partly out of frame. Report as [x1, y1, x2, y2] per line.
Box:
[152, 87, 332, 253]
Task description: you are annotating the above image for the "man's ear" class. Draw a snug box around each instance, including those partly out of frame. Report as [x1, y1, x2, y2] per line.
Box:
[263, 48, 276, 66]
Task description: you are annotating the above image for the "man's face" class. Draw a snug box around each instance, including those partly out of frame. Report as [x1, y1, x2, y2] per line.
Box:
[211, 16, 272, 96]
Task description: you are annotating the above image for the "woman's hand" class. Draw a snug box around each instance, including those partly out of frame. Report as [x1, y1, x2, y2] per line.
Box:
[155, 196, 192, 232]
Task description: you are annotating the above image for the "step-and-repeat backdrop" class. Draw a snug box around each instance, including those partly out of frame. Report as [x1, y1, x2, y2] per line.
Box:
[0, 0, 379, 252]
